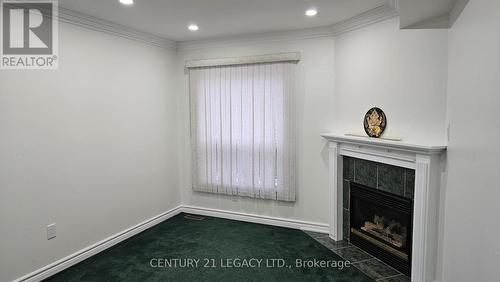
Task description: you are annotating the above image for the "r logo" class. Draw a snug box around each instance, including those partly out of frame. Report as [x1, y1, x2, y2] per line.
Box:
[1, 0, 57, 69]
[2, 2, 53, 54]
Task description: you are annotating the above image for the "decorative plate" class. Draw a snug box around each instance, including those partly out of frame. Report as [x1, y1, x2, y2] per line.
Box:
[363, 107, 387, 138]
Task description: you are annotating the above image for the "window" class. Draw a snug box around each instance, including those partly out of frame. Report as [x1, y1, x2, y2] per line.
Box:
[188, 58, 296, 201]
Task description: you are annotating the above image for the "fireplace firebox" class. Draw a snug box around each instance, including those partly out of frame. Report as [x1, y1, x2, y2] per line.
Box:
[350, 182, 413, 275]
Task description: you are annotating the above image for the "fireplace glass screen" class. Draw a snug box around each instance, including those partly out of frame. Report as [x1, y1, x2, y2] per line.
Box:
[350, 182, 413, 275]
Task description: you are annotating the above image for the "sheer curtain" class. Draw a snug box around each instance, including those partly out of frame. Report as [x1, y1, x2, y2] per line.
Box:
[189, 61, 296, 201]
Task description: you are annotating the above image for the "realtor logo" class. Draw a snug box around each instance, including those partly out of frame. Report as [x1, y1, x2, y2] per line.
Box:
[1, 0, 58, 69]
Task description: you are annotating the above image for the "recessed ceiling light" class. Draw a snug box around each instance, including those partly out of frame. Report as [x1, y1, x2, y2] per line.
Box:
[305, 9, 318, 17]
[188, 24, 199, 31]
[119, 0, 134, 6]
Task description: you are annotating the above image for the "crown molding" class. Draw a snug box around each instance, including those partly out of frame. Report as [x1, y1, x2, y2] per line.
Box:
[399, 0, 470, 30]
[177, 26, 335, 52]
[403, 14, 450, 29]
[330, 3, 398, 36]
[387, 0, 398, 11]
[55, 1, 399, 53]
[449, 0, 470, 27]
[396, 0, 470, 31]
[57, 8, 177, 51]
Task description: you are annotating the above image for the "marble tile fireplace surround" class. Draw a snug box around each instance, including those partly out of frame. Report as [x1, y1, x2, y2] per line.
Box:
[321, 134, 446, 282]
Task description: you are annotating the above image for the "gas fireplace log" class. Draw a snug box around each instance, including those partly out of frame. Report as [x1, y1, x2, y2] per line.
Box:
[363, 222, 378, 230]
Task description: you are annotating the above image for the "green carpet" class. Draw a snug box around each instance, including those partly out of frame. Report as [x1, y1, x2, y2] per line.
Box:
[45, 213, 374, 282]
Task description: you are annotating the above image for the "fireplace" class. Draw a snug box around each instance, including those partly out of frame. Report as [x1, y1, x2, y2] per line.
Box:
[350, 182, 413, 275]
[322, 133, 446, 281]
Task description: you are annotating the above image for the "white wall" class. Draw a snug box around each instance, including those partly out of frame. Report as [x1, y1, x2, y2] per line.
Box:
[334, 18, 449, 280]
[176, 18, 449, 228]
[334, 18, 449, 145]
[0, 22, 180, 282]
[443, 0, 500, 281]
[2, 8, 488, 282]
[176, 37, 336, 224]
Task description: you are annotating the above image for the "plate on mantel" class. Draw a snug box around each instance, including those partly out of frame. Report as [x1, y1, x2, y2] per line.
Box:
[363, 107, 387, 138]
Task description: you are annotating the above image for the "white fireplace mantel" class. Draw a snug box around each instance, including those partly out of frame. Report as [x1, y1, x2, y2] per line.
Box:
[321, 133, 446, 282]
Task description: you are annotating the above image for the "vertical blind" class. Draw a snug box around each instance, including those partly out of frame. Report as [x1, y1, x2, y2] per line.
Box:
[189, 61, 296, 201]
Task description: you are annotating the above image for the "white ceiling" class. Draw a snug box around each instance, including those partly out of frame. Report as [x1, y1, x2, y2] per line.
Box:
[59, 0, 462, 42]
[59, 0, 387, 41]
[397, 0, 459, 28]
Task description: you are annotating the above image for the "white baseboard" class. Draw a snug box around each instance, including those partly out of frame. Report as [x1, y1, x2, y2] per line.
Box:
[13, 205, 329, 282]
[181, 205, 330, 234]
[14, 206, 183, 282]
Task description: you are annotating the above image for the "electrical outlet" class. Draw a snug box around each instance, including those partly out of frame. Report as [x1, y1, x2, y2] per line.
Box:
[46, 223, 56, 240]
